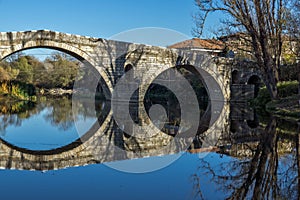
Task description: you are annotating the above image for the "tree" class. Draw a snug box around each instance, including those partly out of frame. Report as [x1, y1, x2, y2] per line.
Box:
[0, 61, 19, 82]
[284, 0, 300, 95]
[285, 0, 300, 58]
[193, 0, 288, 99]
[192, 117, 300, 199]
[14, 56, 34, 84]
[0, 67, 10, 82]
[43, 53, 80, 89]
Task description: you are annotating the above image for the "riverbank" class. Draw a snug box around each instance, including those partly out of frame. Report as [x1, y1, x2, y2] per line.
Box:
[251, 81, 300, 121]
[266, 94, 300, 120]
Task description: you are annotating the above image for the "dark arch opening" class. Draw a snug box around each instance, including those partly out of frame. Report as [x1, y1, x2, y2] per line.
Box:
[232, 70, 239, 84]
[246, 111, 259, 128]
[143, 65, 211, 137]
[124, 64, 133, 73]
[124, 64, 135, 83]
[230, 120, 240, 133]
[248, 75, 262, 98]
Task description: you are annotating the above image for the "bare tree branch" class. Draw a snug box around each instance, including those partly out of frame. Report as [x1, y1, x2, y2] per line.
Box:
[193, 0, 293, 99]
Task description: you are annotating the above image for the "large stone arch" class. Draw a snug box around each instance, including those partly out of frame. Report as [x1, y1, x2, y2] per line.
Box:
[0, 30, 116, 166]
[0, 30, 113, 96]
[122, 47, 229, 147]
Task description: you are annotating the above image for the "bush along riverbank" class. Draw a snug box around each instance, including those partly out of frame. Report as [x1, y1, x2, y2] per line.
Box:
[0, 52, 90, 101]
[0, 81, 36, 101]
[250, 81, 300, 121]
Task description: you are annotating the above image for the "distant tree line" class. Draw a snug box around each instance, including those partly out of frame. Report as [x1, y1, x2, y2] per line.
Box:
[0, 52, 81, 89]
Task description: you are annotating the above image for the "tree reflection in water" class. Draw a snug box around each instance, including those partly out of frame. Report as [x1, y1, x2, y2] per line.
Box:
[0, 100, 36, 135]
[193, 117, 300, 200]
[0, 96, 105, 135]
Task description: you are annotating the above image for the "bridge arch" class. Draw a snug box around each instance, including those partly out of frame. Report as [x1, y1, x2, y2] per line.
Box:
[247, 74, 262, 98]
[0, 31, 115, 157]
[122, 48, 227, 135]
[140, 62, 224, 132]
[124, 63, 134, 72]
[0, 35, 113, 97]
[231, 69, 239, 84]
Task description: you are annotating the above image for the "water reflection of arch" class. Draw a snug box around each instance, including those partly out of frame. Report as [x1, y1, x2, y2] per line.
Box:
[230, 113, 261, 144]
[0, 107, 223, 171]
[0, 111, 202, 171]
[0, 109, 113, 170]
[0, 100, 112, 153]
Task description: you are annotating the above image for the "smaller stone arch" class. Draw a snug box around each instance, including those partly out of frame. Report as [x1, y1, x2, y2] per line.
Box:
[231, 69, 240, 84]
[124, 63, 134, 73]
[246, 115, 259, 129]
[247, 74, 262, 98]
[230, 120, 240, 133]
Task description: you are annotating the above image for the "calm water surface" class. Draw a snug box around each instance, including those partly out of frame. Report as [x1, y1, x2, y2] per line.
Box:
[0, 96, 299, 200]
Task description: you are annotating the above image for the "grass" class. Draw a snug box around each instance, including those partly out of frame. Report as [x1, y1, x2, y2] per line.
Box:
[266, 94, 300, 119]
[251, 81, 300, 120]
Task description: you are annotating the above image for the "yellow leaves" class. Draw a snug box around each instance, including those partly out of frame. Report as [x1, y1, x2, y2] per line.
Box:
[0, 82, 9, 94]
[1, 106, 7, 114]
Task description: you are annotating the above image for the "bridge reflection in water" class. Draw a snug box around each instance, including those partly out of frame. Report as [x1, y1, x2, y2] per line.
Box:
[0, 95, 218, 171]
[1, 98, 300, 199]
[0, 99, 298, 171]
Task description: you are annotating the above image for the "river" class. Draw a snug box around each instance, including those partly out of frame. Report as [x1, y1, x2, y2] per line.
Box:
[0, 95, 299, 199]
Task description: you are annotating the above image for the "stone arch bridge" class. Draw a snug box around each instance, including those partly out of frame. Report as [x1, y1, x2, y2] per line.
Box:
[0, 30, 231, 101]
[0, 30, 259, 170]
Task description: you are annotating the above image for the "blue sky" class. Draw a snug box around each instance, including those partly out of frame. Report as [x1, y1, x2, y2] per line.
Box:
[0, 0, 223, 44]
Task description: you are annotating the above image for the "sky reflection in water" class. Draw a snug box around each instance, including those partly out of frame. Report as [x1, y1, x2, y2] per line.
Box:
[0, 96, 299, 199]
[0, 98, 97, 150]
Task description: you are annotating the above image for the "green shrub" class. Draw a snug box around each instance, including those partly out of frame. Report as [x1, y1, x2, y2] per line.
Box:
[277, 81, 298, 98]
[251, 81, 299, 107]
[279, 64, 300, 81]
[0, 81, 36, 100]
